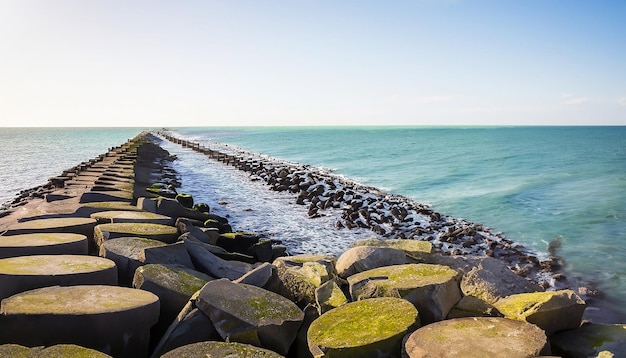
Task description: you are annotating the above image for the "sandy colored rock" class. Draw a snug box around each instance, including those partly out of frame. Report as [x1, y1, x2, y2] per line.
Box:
[94, 222, 179, 250]
[0, 233, 87, 259]
[336, 245, 407, 278]
[4, 217, 97, 237]
[315, 279, 348, 315]
[351, 238, 433, 256]
[403, 317, 549, 357]
[446, 295, 503, 319]
[348, 263, 461, 324]
[308, 297, 419, 358]
[494, 289, 586, 335]
[0, 254, 117, 300]
[90, 210, 174, 225]
[0, 285, 159, 358]
[161, 341, 284, 358]
[195, 279, 304, 356]
[550, 322, 626, 357]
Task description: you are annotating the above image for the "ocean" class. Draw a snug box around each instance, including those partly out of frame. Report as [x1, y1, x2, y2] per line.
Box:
[1, 126, 625, 319]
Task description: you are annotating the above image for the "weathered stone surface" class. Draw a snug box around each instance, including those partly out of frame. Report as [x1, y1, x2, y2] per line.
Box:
[152, 294, 221, 357]
[0, 344, 31, 357]
[74, 201, 144, 217]
[460, 257, 543, 304]
[494, 289, 586, 335]
[335, 246, 407, 278]
[133, 264, 212, 349]
[36, 344, 113, 357]
[0, 255, 117, 300]
[100, 237, 166, 286]
[4, 217, 97, 238]
[446, 295, 503, 319]
[155, 197, 210, 222]
[0, 285, 159, 358]
[234, 262, 281, 293]
[273, 254, 338, 308]
[348, 263, 461, 324]
[141, 241, 195, 269]
[351, 238, 433, 256]
[403, 317, 549, 358]
[94, 223, 179, 251]
[550, 322, 626, 357]
[0, 233, 87, 259]
[161, 341, 284, 358]
[79, 190, 134, 203]
[184, 236, 255, 280]
[308, 297, 419, 358]
[195, 279, 304, 356]
[315, 279, 348, 315]
[90, 210, 174, 225]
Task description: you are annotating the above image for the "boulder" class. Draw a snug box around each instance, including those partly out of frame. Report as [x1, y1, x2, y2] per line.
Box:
[0, 233, 88, 259]
[94, 222, 179, 252]
[403, 317, 549, 357]
[494, 289, 586, 335]
[348, 263, 461, 324]
[195, 279, 304, 356]
[74, 201, 145, 217]
[90, 210, 174, 225]
[133, 264, 213, 348]
[308, 297, 419, 358]
[151, 294, 221, 357]
[0, 285, 159, 358]
[0, 344, 113, 357]
[273, 254, 338, 308]
[184, 236, 256, 280]
[550, 322, 626, 357]
[4, 217, 97, 238]
[142, 241, 195, 269]
[351, 238, 433, 257]
[216, 232, 261, 255]
[335, 246, 407, 278]
[100, 237, 166, 286]
[0, 255, 117, 300]
[460, 257, 543, 304]
[155, 197, 210, 222]
[79, 190, 134, 203]
[315, 279, 348, 315]
[234, 262, 281, 293]
[161, 341, 283, 358]
[446, 295, 503, 319]
[175, 193, 194, 208]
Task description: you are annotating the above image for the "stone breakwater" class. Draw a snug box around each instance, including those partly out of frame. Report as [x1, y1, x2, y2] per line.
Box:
[0, 131, 623, 357]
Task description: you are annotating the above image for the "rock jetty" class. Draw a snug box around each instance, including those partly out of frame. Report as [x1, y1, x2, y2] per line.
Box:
[0, 130, 623, 357]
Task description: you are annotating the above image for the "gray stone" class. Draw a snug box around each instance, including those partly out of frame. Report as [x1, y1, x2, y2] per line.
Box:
[336, 246, 407, 278]
[184, 236, 255, 280]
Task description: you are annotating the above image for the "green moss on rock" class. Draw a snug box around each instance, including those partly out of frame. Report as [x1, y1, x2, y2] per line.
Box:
[161, 341, 283, 358]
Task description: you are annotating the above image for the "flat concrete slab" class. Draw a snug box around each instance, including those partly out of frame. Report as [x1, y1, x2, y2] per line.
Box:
[0, 233, 88, 259]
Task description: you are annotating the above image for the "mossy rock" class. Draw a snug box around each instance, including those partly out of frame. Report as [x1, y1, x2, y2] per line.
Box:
[315, 279, 348, 315]
[0, 344, 31, 358]
[75, 202, 144, 217]
[94, 223, 179, 250]
[195, 279, 304, 356]
[4, 218, 97, 237]
[161, 341, 283, 358]
[79, 190, 134, 203]
[0, 255, 117, 300]
[308, 297, 419, 358]
[34, 344, 113, 357]
[446, 295, 503, 319]
[403, 317, 549, 357]
[494, 289, 586, 335]
[348, 263, 461, 324]
[336, 246, 407, 278]
[351, 238, 433, 255]
[550, 322, 626, 357]
[90, 210, 174, 225]
[0, 233, 88, 259]
[273, 254, 338, 308]
[100, 237, 167, 286]
[0, 285, 159, 357]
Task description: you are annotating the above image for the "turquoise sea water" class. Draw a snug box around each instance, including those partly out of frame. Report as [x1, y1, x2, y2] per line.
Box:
[1, 126, 625, 319]
[170, 126, 626, 318]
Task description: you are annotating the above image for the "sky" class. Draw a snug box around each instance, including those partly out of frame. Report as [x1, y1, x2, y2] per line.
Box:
[1, 0, 625, 127]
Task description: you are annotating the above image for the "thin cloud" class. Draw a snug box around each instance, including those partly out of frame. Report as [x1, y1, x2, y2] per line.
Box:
[561, 97, 591, 105]
[386, 95, 455, 104]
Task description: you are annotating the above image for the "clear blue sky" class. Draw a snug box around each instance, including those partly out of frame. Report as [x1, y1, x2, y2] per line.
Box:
[1, 0, 625, 127]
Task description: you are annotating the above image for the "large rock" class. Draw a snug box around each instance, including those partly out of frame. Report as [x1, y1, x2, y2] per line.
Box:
[161, 341, 284, 358]
[494, 289, 586, 335]
[335, 246, 406, 278]
[133, 264, 213, 349]
[446, 295, 503, 319]
[0, 344, 112, 357]
[308, 297, 419, 358]
[234, 262, 281, 293]
[460, 257, 543, 304]
[348, 263, 461, 324]
[4, 217, 97, 237]
[273, 254, 338, 308]
[0, 285, 159, 358]
[94, 222, 179, 251]
[0, 233, 88, 259]
[351, 238, 432, 258]
[155, 197, 210, 222]
[195, 279, 304, 356]
[100, 237, 166, 286]
[142, 241, 195, 269]
[90, 210, 174, 225]
[184, 236, 256, 280]
[0, 255, 117, 300]
[550, 322, 626, 357]
[403, 317, 549, 357]
[314, 279, 348, 315]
